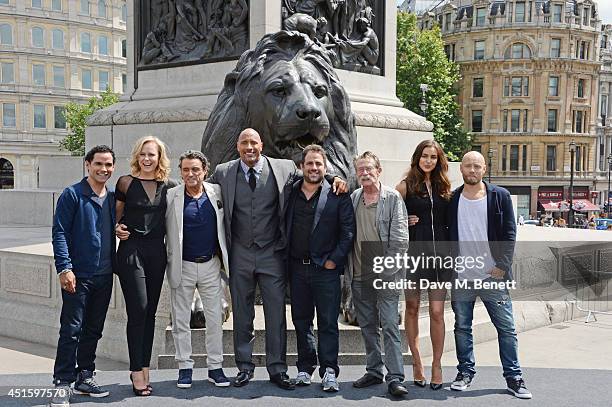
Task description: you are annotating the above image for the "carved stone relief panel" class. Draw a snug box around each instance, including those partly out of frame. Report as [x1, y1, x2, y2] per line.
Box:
[137, 0, 250, 69]
[281, 0, 385, 75]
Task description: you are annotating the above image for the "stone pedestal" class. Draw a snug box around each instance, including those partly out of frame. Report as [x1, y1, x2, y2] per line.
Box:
[86, 0, 432, 185]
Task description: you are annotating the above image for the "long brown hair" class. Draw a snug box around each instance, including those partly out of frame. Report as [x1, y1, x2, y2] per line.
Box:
[403, 140, 451, 200]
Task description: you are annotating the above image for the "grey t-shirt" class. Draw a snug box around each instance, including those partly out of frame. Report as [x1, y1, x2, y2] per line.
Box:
[352, 200, 381, 281]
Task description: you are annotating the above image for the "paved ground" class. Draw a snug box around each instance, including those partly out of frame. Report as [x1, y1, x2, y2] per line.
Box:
[0, 314, 611, 406]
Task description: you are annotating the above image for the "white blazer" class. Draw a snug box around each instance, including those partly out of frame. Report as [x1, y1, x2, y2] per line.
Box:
[165, 182, 230, 290]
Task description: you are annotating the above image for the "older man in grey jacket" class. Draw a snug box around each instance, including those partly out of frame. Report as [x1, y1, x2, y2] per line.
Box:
[346, 151, 409, 397]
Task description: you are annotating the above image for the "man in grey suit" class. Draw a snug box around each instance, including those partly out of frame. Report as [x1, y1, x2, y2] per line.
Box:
[208, 128, 345, 390]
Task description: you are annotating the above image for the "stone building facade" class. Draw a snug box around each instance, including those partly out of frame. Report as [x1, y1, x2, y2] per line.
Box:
[420, 0, 603, 218]
[0, 0, 127, 189]
[597, 23, 612, 210]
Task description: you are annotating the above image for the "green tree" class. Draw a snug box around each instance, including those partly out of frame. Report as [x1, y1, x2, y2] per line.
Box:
[396, 12, 470, 161]
[60, 88, 119, 156]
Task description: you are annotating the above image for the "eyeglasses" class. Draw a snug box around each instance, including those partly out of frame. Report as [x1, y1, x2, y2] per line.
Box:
[356, 166, 377, 174]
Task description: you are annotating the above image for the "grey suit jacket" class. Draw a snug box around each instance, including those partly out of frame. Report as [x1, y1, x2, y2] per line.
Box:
[207, 155, 298, 251]
[165, 182, 230, 290]
[345, 183, 409, 284]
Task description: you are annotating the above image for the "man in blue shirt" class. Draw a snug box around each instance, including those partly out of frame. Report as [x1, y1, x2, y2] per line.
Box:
[165, 151, 231, 388]
[50, 145, 116, 407]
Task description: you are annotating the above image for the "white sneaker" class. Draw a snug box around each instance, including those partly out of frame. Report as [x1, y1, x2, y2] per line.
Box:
[322, 368, 339, 392]
[295, 371, 312, 386]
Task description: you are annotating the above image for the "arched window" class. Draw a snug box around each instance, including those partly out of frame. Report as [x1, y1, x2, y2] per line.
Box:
[32, 26, 44, 48]
[52, 29, 64, 49]
[0, 158, 14, 189]
[0, 24, 12, 45]
[504, 42, 532, 59]
[98, 0, 106, 18]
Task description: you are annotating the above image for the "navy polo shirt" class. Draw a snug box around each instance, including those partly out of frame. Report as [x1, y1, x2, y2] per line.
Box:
[182, 191, 218, 261]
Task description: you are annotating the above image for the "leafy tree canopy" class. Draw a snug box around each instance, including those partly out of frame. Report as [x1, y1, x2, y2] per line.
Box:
[60, 88, 119, 156]
[396, 12, 470, 162]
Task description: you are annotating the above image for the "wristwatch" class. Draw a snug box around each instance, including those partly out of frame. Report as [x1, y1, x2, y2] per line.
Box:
[58, 269, 72, 276]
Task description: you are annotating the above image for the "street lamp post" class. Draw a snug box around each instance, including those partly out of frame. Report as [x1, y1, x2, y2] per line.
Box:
[488, 148, 493, 183]
[607, 153, 612, 215]
[569, 140, 576, 227]
[419, 83, 429, 117]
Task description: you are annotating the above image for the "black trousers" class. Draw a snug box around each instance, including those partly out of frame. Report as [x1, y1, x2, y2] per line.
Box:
[290, 261, 341, 378]
[53, 273, 113, 384]
[117, 238, 166, 372]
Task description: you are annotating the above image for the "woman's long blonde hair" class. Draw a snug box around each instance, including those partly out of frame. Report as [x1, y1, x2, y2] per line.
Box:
[129, 136, 171, 181]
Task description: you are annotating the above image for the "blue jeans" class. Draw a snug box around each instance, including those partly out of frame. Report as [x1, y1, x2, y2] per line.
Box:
[53, 274, 113, 384]
[290, 261, 341, 378]
[451, 283, 522, 379]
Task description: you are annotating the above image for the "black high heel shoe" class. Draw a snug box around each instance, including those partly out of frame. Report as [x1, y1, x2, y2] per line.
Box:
[413, 366, 427, 387]
[130, 373, 151, 396]
[430, 366, 443, 391]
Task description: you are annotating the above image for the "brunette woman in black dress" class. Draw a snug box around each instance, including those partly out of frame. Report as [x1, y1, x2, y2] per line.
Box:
[115, 136, 177, 396]
[396, 139, 452, 390]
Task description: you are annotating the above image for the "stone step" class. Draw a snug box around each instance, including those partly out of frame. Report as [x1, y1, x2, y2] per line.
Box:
[157, 352, 413, 370]
[162, 320, 405, 355]
[158, 300, 557, 369]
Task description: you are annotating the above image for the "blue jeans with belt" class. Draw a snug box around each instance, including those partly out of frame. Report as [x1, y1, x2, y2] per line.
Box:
[451, 282, 522, 379]
[290, 260, 341, 378]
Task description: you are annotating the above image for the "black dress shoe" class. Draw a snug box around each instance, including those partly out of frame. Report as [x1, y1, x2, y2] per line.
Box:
[269, 373, 295, 390]
[353, 373, 383, 388]
[233, 370, 253, 387]
[430, 382, 443, 390]
[388, 381, 409, 397]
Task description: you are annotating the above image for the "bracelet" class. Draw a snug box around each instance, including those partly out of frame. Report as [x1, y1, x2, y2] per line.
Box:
[58, 269, 72, 276]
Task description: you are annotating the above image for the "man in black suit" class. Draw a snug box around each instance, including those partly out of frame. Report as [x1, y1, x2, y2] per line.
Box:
[286, 144, 355, 392]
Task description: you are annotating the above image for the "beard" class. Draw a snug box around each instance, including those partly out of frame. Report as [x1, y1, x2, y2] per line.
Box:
[462, 175, 481, 185]
[304, 172, 324, 184]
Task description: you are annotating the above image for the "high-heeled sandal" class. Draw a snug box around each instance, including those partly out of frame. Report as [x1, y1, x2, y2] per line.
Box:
[130, 373, 151, 396]
[413, 367, 427, 387]
[430, 366, 443, 390]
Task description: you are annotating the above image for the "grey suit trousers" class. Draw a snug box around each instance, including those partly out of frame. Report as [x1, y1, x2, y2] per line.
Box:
[352, 279, 405, 382]
[229, 240, 287, 376]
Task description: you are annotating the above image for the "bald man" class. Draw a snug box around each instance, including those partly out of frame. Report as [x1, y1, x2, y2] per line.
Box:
[206, 128, 344, 390]
[446, 151, 531, 399]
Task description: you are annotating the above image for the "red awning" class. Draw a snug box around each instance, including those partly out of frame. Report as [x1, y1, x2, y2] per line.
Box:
[572, 199, 600, 212]
[541, 201, 568, 212]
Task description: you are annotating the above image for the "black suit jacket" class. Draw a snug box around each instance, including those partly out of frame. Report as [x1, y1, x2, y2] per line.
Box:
[448, 181, 517, 279]
[286, 180, 355, 272]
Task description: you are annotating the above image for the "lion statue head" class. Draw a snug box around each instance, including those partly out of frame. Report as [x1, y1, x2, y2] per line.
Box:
[201, 26, 357, 184]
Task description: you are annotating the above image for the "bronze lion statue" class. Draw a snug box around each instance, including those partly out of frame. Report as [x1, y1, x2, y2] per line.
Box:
[201, 26, 357, 185]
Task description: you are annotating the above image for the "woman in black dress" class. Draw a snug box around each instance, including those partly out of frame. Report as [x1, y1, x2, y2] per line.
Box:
[115, 136, 176, 396]
[396, 139, 451, 390]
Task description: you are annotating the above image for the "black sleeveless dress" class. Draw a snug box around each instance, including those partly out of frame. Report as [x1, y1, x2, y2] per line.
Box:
[403, 181, 452, 284]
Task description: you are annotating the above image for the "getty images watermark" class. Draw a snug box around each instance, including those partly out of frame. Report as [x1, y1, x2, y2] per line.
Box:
[370, 253, 518, 291]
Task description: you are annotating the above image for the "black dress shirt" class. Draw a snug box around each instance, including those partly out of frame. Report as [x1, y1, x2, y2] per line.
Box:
[290, 186, 321, 260]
